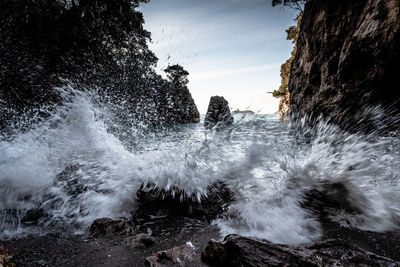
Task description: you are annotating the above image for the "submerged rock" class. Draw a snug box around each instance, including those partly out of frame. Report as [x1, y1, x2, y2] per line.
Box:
[145, 243, 197, 267]
[136, 181, 234, 222]
[202, 235, 400, 266]
[0, 246, 14, 267]
[289, 0, 400, 131]
[301, 180, 370, 216]
[89, 218, 136, 237]
[21, 208, 47, 225]
[204, 96, 234, 129]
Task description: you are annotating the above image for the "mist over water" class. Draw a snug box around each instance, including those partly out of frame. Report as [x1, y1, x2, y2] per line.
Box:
[1, 85, 400, 245]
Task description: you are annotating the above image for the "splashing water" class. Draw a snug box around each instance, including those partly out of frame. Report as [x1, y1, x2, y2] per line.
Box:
[1, 85, 400, 245]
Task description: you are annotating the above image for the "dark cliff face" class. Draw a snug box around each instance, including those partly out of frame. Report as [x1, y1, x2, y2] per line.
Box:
[289, 0, 400, 131]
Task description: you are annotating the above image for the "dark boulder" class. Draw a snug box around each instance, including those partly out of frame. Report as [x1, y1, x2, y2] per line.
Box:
[89, 218, 136, 237]
[21, 208, 48, 225]
[202, 235, 400, 266]
[136, 181, 233, 222]
[289, 0, 400, 132]
[204, 96, 234, 129]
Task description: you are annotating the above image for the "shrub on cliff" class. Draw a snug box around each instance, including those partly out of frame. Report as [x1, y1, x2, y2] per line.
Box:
[272, 11, 303, 98]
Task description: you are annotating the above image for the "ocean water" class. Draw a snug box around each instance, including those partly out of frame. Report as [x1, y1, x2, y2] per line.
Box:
[1, 86, 400, 244]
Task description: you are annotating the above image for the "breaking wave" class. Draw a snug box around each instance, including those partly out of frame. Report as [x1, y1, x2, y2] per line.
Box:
[1, 85, 400, 245]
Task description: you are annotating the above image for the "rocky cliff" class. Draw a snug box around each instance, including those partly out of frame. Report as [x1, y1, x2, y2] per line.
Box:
[289, 0, 400, 131]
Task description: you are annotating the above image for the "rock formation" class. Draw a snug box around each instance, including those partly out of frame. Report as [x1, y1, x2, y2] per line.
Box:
[289, 0, 400, 131]
[204, 96, 234, 128]
[202, 235, 399, 266]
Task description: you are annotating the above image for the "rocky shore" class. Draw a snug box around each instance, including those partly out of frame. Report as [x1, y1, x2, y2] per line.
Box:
[3, 217, 400, 266]
[3, 177, 400, 267]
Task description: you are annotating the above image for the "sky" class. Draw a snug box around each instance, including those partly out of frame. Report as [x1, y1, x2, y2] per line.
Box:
[140, 0, 299, 114]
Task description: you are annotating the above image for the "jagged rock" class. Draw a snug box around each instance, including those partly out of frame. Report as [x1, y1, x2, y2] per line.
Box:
[136, 181, 234, 222]
[126, 233, 155, 248]
[204, 96, 234, 129]
[289, 0, 400, 131]
[89, 218, 136, 237]
[202, 235, 400, 266]
[145, 243, 197, 267]
[0, 246, 13, 267]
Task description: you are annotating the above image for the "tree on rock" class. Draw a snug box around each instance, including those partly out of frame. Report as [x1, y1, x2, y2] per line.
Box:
[160, 64, 200, 123]
[164, 64, 189, 87]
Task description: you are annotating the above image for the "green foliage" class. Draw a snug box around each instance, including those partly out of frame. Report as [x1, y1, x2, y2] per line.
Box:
[273, 12, 303, 98]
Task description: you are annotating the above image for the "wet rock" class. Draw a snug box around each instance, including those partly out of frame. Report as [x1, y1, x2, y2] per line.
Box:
[21, 208, 47, 225]
[126, 233, 155, 248]
[145, 243, 197, 267]
[300, 180, 370, 216]
[289, 0, 400, 132]
[202, 234, 400, 266]
[136, 181, 233, 222]
[204, 96, 233, 129]
[0, 246, 14, 267]
[89, 218, 136, 237]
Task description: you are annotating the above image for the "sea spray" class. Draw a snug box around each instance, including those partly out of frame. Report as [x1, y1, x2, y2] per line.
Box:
[1, 89, 400, 245]
[0, 85, 221, 238]
[216, 114, 400, 244]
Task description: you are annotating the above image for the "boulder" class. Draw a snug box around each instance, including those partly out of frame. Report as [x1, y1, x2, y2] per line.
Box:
[289, 0, 400, 132]
[126, 233, 155, 248]
[136, 181, 233, 222]
[145, 243, 197, 267]
[89, 218, 136, 237]
[204, 96, 233, 129]
[202, 235, 399, 266]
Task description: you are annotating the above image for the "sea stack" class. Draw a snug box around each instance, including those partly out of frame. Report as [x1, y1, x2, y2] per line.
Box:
[204, 96, 234, 128]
